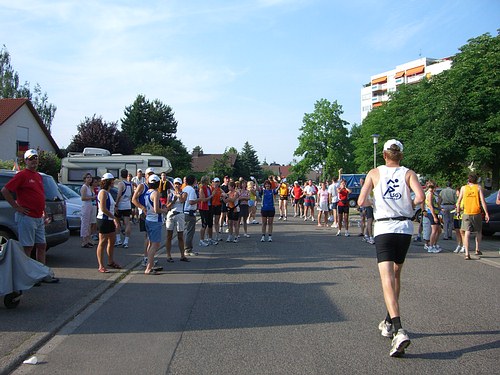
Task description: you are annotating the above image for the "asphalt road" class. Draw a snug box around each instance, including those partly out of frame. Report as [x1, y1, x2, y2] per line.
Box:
[1, 215, 499, 375]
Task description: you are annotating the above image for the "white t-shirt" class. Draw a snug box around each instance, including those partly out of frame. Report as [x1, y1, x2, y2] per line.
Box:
[182, 185, 198, 212]
[328, 182, 339, 203]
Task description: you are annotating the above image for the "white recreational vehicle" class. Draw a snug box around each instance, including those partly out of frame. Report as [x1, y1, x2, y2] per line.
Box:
[59, 148, 172, 185]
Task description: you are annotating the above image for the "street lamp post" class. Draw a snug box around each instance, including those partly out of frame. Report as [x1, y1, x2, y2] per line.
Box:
[372, 134, 379, 169]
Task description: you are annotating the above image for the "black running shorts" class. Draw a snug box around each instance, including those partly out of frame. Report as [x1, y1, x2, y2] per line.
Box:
[375, 233, 411, 264]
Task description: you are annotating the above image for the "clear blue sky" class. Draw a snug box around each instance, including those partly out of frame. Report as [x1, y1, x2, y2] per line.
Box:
[1, 0, 498, 165]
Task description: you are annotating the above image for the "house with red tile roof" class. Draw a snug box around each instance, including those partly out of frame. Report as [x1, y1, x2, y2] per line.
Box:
[190, 148, 237, 174]
[0, 98, 60, 161]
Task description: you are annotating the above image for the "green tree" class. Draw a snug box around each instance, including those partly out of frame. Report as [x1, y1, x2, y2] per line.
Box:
[233, 141, 262, 180]
[210, 150, 235, 179]
[354, 31, 500, 189]
[294, 99, 354, 179]
[0, 45, 57, 130]
[66, 115, 133, 154]
[121, 94, 191, 173]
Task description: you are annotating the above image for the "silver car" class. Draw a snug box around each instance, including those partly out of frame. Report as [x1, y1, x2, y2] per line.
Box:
[57, 183, 82, 231]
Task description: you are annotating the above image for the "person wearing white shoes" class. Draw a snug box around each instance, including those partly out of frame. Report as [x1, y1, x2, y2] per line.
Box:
[197, 176, 215, 248]
[115, 169, 133, 249]
[165, 177, 189, 263]
[337, 179, 351, 236]
[260, 179, 278, 243]
[358, 139, 424, 357]
[222, 181, 240, 243]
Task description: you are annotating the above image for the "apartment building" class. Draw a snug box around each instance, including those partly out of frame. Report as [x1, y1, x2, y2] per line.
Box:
[360, 57, 452, 121]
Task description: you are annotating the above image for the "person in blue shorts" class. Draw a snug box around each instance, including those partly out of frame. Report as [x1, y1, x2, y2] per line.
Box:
[260, 179, 278, 242]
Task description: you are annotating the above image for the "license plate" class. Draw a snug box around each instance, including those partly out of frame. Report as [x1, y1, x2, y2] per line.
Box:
[52, 214, 65, 221]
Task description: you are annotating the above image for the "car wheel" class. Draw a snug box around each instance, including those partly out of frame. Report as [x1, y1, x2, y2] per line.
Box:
[348, 199, 357, 208]
[4, 291, 22, 309]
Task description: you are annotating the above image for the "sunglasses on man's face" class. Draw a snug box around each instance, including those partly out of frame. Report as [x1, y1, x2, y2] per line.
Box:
[27, 156, 38, 161]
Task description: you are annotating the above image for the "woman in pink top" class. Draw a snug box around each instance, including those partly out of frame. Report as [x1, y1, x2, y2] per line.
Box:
[317, 181, 330, 227]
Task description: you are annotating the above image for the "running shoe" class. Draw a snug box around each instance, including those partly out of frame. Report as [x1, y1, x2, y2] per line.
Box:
[454, 245, 462, 253]
[390, 329, 411, 357]
[345, 231, 350, 237]
[268, 236, 273, 242]
[199, 240, 209, 247]
[336, 230, 341, 237]
[233, 237, 239, 243]
[378, 320, 394, 338]
[115, 240, 123, 247]
[261, 235, 265, 242]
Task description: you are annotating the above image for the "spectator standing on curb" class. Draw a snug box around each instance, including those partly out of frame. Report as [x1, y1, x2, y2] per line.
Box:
[439, 181, 456, 240]
[456, 173, 489, 260]
[165, 177, 189, 262]
[80, 173, 96, 248]
[183, 175, 199, 256]
[95, 173, 121, 273]
[358, 139, 424, 358]
[1, 149, 59, 283]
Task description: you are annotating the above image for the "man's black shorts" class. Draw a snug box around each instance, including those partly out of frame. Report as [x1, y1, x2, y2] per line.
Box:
[375, 233, 411, 264]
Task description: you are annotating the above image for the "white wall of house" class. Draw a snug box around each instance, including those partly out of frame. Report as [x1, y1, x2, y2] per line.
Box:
[0, 104, 57, 161]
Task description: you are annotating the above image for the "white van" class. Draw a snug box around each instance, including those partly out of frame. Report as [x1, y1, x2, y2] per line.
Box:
[59, 148, 172, 185]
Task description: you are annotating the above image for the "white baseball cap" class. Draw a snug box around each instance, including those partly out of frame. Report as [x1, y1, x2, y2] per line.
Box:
[173, 177, 183, 184]
[24, 149, 38, 159]
[148, 174, 160, 183]
[102, 172, 115, 180]
[383, 139, 404, 152]
[213, 177, 220, 182]
[137, 168, 143, 173]
[145, 167, 155, 174]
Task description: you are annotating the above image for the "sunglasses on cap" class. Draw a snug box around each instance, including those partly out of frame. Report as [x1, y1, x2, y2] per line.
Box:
[27, 155, 39, 160]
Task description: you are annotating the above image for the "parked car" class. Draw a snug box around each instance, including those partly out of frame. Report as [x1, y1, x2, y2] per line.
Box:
[482, 191, 500, 236]
[64, 183, 119, 201]
[57, 183, 82, 231]
[0, 170, 70, 249]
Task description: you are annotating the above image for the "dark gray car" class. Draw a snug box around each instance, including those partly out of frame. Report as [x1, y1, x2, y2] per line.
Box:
[0, 170, 70, 249]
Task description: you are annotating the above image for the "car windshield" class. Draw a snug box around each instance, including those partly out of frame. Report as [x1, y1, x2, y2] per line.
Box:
[58, 183, 81, 200]
[43, 175, 65, 201]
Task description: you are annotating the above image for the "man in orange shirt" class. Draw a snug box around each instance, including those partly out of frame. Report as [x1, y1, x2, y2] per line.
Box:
[456, 173, 489, 260]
